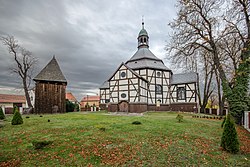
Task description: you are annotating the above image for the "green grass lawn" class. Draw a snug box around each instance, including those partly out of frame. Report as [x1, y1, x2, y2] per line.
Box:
[0, 111, 249, 167]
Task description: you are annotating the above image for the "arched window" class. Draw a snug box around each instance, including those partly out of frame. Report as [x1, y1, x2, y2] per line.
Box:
[177, 87, 186, 100]
[140, 38, 143, 43]
[156, 84, 162, 94]
[144, 38, 147, 43]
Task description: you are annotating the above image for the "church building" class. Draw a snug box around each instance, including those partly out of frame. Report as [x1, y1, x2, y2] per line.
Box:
[100, 22, 198, 113]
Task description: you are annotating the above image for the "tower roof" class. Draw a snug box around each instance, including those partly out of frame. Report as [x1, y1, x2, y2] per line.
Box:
[138, 19, 148, 36]
[138, 28, 148, 36]
[126, 22, 171, 71]
[33, 56, 67, 83]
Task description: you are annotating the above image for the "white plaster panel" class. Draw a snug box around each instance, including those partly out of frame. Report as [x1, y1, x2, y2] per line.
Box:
[119, 85, 128, 91]
[131, 79, 138, 84]
[120, 65, 127, 70]
[111, 92, 118, 97]
[189, 98, 195, 102]
[128, 71, 132, 78]
[115, 73, 119, 80]
[113, 98, 118, 103]
[110, 81, 116, 86]
[114, 86, 118, 91]
[188, 83, 195, 90]
[148, 69, 153, 76]
[130, 90, 137, 96]
[119, 80, 128, 85]
[156, 78, 161, 84]
[186, 91, 193, 97]
[140, 69, 146, 75]
[164, 72, 170, 78]
[130, 97, 135, 102]
[149, 85, 155, 90]
[129, 85, 136, 90]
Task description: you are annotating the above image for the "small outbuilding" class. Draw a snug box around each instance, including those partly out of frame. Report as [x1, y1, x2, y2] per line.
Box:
[33, 56, 67, 114]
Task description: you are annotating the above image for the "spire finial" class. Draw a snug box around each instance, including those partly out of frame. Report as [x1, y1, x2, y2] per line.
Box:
[142, 15, 144, 29]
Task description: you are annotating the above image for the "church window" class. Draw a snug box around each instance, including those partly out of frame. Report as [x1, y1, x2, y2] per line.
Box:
[156, 84, 162, 94]
[144, 38, 146, 43]
[121, 71, 126, 78]
[177, 87, 186, 100]
[121, 93, 126, 98]
[140, 38, 143, 43]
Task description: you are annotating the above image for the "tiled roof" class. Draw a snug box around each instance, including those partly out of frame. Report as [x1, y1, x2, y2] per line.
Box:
[171, 72, 198, 85]
[33, 56, 67, 83]
[127, 48, 161, 62]
[81, 95, 100, 102]
[99, 81, 109, 89]
[126, 48, 171, 71]
[66, 92, 77, 102]
[0, 94, 26, 103]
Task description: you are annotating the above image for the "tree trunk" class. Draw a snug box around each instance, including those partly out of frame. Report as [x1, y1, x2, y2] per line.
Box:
[23, 78, 33, 109]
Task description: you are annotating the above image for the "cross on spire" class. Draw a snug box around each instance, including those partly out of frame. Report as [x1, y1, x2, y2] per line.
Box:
[142, 15, 144, 29]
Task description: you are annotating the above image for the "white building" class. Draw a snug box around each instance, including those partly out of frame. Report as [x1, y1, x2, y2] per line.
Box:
[100, 22, 198, 113]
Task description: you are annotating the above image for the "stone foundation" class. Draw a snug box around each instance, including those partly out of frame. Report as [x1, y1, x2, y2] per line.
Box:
[170, 103, 197, 112]
[105, 102, 198, 113]
[108, 103, 147, 113]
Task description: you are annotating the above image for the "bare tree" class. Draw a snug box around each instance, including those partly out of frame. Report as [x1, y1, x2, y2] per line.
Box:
[167, 0, 250, 123]
[1, 35, 37, 109]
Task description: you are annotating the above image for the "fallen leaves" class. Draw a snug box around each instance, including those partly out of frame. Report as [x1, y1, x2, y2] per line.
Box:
[236, 126, 250, 153]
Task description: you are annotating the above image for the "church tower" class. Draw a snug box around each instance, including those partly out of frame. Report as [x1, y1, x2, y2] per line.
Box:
[33, 56, 67, 114]
[137, 21, 149, 49]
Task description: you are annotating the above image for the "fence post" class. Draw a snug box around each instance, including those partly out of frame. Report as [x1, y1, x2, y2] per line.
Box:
[1, 106, 5, 115]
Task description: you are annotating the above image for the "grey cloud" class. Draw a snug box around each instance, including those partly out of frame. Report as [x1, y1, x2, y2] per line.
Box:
[0, 0, 176, 100]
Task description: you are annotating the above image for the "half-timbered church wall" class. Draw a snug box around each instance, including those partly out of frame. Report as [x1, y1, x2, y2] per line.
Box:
[169, 72, 198, 112]
[100, 22, 198, 113]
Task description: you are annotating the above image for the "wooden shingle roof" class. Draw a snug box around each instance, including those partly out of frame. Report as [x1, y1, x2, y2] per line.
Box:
[33, 56, 67, 83]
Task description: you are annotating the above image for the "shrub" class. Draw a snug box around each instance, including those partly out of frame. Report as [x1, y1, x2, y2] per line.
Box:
[220, 114, 239, 154]
[176, 114, 183, 123]
[221, 116, 226, 128]
[0, 107, 5, 120]
[99, 127, 106, 131]
[11, 107, 23, 125]
[66, 100, 75, 112]
[132, 121, 142, 125]
[32, 140, 53, 149]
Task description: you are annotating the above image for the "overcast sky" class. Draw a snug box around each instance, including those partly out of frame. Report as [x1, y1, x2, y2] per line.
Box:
[0, 0, 177, 101]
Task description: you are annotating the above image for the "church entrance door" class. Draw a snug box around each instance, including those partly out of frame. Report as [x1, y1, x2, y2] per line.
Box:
[119, 101, 129, 112]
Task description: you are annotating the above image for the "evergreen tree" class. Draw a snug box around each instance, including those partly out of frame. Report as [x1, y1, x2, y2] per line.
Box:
[0, 107, 5, 120]
[11, 107, 23, 125]
[221, 114, 239, 154]
[66, 100, 75, 112]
